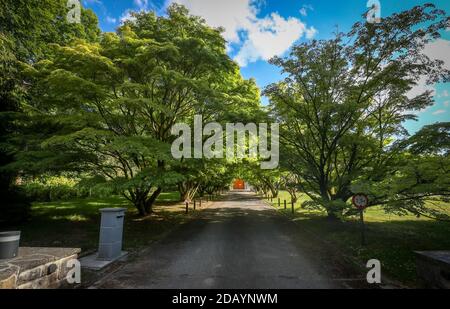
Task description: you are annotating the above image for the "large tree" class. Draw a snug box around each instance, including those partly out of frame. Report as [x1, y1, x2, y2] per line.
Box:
[14, 5, 260, 215]
[265, 4, 449, 219]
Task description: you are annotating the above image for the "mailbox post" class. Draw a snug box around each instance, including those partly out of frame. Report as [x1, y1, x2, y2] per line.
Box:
[98, 208, 126, 261]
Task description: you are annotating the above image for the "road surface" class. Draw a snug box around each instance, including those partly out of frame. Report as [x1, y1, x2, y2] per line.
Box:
[91, 191, 365, 289]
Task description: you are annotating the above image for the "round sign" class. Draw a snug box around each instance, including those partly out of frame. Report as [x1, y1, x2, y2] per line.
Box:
[352, 193, 369, 210]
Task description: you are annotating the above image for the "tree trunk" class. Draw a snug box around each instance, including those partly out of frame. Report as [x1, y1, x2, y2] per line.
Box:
[288, 189, 297, 203]
[179, 184, 189, 201]
[270, 187, 278, 198]
[145, 187, 162, 214]
[135, 199, 147, 216]
[178, 182, 198, 202]
[180, 190, 189, 202]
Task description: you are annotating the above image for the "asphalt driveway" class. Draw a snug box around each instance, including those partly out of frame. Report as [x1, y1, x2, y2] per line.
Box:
[91, 191, 366, 289]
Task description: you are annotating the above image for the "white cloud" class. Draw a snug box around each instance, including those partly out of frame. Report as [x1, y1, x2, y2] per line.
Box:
[432, 109, 446, 115]
[167, 0, 316, 66]
[407, 39, 450, 99]
[134, 0, 149, 11]
[408, 76, 432, 101]
[168, 0, 255, 44]
[120, 10, 134, 23]
[299, 4, 313, 17]
[106, 16, 117, 24]
[235, 13, 309, 66]
[299, 8, 307, 16]
[444, 100, 449, 107]
[83, 0, 102, 5]
[305, 26, 317, 39]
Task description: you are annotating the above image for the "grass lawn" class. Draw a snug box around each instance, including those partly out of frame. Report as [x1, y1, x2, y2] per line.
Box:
[269, 190, 450, 287]
[14, 192, 196, 253]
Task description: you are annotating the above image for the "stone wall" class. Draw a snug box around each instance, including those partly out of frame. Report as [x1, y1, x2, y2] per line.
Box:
[0, 247, 80, 289]
[415, 251, 450, 289]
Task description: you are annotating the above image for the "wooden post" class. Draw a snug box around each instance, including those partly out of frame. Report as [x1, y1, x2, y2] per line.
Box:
[200, 199, 202, 208]
[185, 202, 189, 214]
[194, 200, 196, 210]
[278, 198, 280, 208]
[284, 200, 287, 210]
[291, 200, 294, 214]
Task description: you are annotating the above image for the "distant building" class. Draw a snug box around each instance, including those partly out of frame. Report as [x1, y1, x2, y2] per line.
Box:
[232, 179, 246, 190]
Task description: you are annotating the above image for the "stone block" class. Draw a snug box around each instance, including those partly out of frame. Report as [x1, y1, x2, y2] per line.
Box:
[0, 247, 80, 289]
[415, 251, 450, 289]
[0, 263, 19, 289]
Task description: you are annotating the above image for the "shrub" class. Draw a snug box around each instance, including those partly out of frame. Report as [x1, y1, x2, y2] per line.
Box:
[20, 175, 120, 202]
[21, 175, 80, 202]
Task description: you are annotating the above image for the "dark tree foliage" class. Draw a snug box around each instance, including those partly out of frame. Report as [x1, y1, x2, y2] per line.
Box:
[0, 0, 100, 224]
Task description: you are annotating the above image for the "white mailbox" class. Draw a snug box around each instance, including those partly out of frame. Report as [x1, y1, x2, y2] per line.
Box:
[98, 208, 126, 261]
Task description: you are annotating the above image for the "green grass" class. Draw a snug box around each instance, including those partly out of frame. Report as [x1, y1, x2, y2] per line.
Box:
[16, 192, 189, 252]
[268, 191, 450, 286]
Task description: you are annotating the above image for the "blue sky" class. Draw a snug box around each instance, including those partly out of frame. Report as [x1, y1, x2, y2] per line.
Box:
[83, 0, 449, 133]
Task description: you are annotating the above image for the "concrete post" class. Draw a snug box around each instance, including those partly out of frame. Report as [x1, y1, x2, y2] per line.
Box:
[98, 208, 126, 261]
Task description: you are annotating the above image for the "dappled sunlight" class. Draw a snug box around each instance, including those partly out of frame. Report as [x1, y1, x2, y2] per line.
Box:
[32, 205, 77, 211]
[50, 214, 89, 222]
[153, 204, 187, 214]
[86, 201, 125, 206]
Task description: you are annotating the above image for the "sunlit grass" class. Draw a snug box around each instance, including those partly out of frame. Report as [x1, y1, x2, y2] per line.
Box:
[50, 214, 89, 222]
[269, 190, 450, 286]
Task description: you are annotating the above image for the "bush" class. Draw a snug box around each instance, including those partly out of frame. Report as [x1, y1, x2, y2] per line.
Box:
[76, 176, 118, 198]
[20, 175, 120, 202]
[21, 175, 81, 202]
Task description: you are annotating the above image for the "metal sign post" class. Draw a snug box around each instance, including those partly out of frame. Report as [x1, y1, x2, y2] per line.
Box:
[352, 193, 369, 246]
[359, 209, 366, 246]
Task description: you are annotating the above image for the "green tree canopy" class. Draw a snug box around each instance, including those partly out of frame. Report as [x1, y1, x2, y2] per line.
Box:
[13, 4, 262, 215]
[265, 4, 449, 219]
